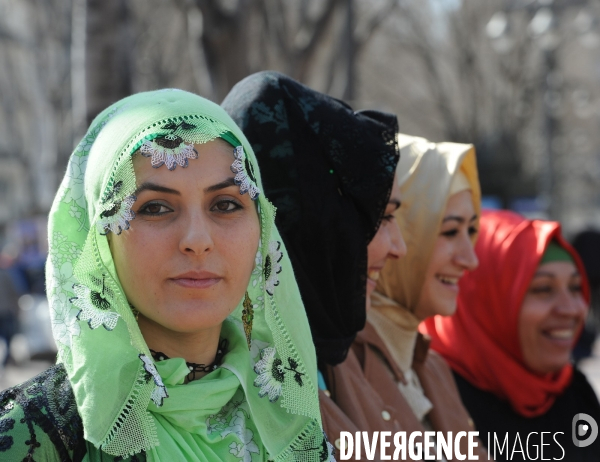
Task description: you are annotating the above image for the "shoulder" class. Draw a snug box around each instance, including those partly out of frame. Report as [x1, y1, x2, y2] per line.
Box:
[552, 366, 600, 418]
[451, 369, 515, 426]
[0, 364, 86, 461]
[416, 345, 459, 390]
[421, 348, 452, 375]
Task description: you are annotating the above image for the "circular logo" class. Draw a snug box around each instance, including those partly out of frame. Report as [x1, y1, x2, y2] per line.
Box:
[572, 413, 598, 448]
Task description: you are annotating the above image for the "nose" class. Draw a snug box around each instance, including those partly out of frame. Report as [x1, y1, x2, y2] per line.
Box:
[178, 210, 214, 255]
[387, 218, 407, 260]
[555, 288, 589, 318]
[454, 234, 478, 271]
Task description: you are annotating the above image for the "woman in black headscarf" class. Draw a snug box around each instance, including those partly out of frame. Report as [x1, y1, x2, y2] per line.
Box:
[223, 71, 411, 460]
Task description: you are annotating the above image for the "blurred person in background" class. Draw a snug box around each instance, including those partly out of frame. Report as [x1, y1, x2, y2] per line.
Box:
[424, 210, 600, 461]
[369, 135, 488, 460]
[6, 218, 48, 295]
[572, 230, 600, 362]
[0, 89, 330, 461]
[223, 71, 413, 461]
[0, 257, 19, 366]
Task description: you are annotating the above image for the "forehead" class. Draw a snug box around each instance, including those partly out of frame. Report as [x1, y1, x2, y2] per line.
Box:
[444, 190, 474, 215]
[535, 261, 578, 277]
[132, 139, 234, 185]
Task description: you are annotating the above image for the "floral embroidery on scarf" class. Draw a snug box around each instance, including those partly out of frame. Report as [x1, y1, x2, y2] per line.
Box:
[139, 355, 169, 407]
[231, 146, 260, 201]
[47, 232, 82, 347]
[290, 429, 335, 462]
[140, 138, 198, 170]
[140, 120, 199, 170]
[263, 241, 282, 296]
[253, 347, 304, 403]
[320, 431, 336, 462]
[206, 397, 260, 462]
[97, 181, 136, 235]
[70, 276, 119, 331]
[50, 292, 80, 347]
[60, 154, 89, 215]
[250, 250, 265, 311]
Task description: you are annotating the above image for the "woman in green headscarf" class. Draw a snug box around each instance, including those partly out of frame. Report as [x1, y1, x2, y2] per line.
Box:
[0, 90, 331, 462]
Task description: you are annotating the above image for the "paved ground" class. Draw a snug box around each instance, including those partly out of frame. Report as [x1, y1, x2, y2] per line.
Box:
[0, 360, 52, 390]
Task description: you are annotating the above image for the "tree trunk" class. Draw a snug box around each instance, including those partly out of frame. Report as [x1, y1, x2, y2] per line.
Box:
[85, 0, 133, 124]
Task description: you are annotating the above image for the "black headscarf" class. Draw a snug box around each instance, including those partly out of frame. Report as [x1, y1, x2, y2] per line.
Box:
[222, 71, 399, 365]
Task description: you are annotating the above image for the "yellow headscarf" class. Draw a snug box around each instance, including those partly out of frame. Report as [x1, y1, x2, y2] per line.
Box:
[369, 134, 481, 364]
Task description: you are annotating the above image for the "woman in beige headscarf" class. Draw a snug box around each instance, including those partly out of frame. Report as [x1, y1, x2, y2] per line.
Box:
[362, 134, 489, 459]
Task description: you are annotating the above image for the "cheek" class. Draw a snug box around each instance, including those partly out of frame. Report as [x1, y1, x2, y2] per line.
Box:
[518, 301, 548, 346]
[575, 297, 589, 322]
[367, 227, 387, 266]
[427, 240, 452, 276]
[110, 228, 164, 302]
[217, 215, 260, 283]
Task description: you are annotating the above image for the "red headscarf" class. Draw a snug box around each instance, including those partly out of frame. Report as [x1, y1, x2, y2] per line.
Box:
[422, 209, 590, 417]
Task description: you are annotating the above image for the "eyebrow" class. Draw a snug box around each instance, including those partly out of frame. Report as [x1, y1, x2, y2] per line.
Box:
[204, 177, 237, 193]
[135, 182, 180, 196]
[388, 199, 401, 211]
[442, 213, 478, 224]
[533, 271, 581, 278]
[134, 177, 237, 196]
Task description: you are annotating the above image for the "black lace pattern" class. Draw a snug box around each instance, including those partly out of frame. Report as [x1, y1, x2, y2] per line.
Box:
[0, 364, 145, 461]
[222, 71, 399, 366]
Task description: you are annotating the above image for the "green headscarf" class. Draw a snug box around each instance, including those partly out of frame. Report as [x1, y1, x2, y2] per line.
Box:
[539, 241, 574, 265]
[46, 89, 330, 461]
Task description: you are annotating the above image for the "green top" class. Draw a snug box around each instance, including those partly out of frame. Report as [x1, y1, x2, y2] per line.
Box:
[0, 90, 331, 461]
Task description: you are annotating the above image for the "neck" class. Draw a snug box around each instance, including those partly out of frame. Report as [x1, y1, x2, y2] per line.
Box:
[138, 314, 222, 369]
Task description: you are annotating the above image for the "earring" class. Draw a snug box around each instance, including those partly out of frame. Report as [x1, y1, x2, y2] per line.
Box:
[242, 292, 254, 350]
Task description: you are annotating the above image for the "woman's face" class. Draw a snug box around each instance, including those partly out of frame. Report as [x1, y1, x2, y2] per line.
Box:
[414, 190, 478, 320]
[110, 139, 260, 337]
[366, 180, 406, 310]
[519, 261, 588, 374]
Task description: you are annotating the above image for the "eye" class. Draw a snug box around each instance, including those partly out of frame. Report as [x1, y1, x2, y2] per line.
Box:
[383, 214, 395, 222]
[530, 286, 553, 295]
[569, 284, 583, 294]
[212, 199, 242, 213]
[468, 226, 478, 236]
[138, 202, 172, 216]
[441, 229, 458, 237]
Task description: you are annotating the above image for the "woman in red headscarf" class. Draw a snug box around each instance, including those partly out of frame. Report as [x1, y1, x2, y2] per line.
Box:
[423, 209, 600, 461]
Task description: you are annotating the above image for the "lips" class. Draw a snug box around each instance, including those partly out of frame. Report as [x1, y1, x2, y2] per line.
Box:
[436, 274, 461, 285]
[366, 268, 382, 292]
[543, 328, 576, 340]
[368, 269, 381, 282]
[169, 270, 222, 289]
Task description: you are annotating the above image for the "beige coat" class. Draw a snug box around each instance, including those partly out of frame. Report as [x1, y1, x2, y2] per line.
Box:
[320, 322, 489, 461]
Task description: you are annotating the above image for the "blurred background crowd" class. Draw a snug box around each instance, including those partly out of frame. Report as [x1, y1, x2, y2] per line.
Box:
[1, 0, 600, 389]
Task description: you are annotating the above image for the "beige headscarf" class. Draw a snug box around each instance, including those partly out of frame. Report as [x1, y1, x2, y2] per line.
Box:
[369, 133, 481, 373]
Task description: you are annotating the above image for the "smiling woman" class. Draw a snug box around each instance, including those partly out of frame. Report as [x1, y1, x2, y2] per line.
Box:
[0, 90, 330, 462]
[365, 134, 488, 458]
[426, 210, 600, 461]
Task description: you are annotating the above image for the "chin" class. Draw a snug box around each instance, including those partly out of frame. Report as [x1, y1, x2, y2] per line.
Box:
[431, 299, 458, 318]
[149, 304, 229, 333]
[529, 357, 571, 375]
[162, 317, 224, 334]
